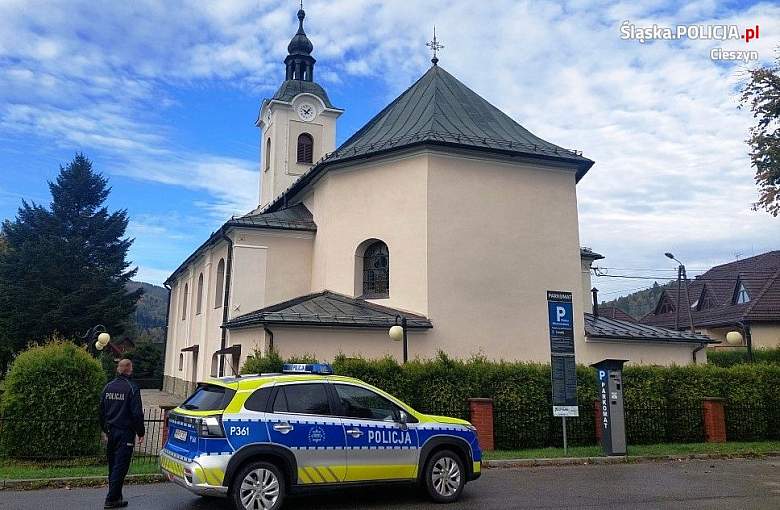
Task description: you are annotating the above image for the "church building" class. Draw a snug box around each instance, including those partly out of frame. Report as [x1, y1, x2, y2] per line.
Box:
[163, 7, 713, 395]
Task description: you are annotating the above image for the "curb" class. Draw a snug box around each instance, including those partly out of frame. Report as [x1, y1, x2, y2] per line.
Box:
[483, 451, 780, 468]
[0, 473, 166, 491]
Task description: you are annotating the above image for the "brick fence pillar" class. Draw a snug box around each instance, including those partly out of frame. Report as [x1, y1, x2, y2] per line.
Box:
[160, 404, 177, 445]
[468, 398, 494, 451]
[593, 399, 603, 442]
[702, 397, 726, 443]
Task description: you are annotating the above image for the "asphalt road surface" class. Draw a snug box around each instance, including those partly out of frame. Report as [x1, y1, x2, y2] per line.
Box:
[1, 458, 778, 509]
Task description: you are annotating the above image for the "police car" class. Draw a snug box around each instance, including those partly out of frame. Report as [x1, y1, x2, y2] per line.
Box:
[160, 363, 482, 509]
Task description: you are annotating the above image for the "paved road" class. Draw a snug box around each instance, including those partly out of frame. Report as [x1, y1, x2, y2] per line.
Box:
[1, 458, 778, 509]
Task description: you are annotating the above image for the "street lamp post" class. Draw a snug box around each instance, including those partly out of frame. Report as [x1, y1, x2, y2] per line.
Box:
[665, 252, 695, 333]
[81, 325, 110, 356]
[388, 315, 408, 364]
[728, 321, 754, 363]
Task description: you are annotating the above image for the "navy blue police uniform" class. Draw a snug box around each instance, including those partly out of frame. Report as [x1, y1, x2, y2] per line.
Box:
[99, 374, 145, 507]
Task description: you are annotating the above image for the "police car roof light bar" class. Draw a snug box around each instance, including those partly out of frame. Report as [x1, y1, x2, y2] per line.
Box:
[282, 363, 334, 375]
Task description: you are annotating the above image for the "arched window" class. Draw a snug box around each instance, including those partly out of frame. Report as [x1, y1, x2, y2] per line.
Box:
[196, 273, 204, 315]
[181, 283, 189, 320]
[362, 241, 389, 298]
[265, 138, 271, 171]
[297, 133, 313, 164]
[215, 258, 225, 308]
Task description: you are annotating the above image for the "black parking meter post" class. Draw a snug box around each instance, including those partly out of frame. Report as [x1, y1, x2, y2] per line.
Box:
[591, 359, 628, 456]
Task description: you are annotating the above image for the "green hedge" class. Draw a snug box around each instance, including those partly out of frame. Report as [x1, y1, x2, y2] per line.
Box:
[242, 350, 780, 449]
[0, 341, 106, 458]
[708, 347, 780, 367]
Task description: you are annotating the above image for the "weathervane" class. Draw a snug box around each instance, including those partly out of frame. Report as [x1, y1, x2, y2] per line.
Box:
[426, 26, 444, 65]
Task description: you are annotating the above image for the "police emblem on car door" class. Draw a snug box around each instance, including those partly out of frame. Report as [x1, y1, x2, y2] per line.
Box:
[266, 382, 346, 483]
[332, 383, 420, 481]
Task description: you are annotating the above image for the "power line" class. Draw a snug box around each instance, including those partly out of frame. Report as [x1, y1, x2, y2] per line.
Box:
[593, 273, 774, 282]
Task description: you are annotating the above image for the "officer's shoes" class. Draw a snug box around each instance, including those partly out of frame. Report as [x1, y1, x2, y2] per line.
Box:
[104, 500, 128, 508]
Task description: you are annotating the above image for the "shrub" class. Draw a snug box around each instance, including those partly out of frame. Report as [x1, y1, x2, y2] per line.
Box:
[708, 347, 780, 367]
[0, 340, 106, 458]
[239, 352, 780, 449]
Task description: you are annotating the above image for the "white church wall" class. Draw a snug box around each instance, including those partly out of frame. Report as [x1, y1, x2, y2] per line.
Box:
[426, 151, 586, 363]
[305, 152, 429, 315]
[583, 340, 703, 365]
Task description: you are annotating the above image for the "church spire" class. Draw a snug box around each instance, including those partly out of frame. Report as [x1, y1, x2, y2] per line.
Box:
[285, 4, 316, 81]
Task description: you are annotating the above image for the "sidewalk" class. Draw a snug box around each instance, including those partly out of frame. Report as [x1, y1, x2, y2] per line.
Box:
[140, 389, 182, 410]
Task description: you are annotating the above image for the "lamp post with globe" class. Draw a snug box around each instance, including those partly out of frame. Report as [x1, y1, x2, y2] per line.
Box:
[388, 315, 408, 364]
[81, 325, 111, 356]
[726, 321, 754, 363]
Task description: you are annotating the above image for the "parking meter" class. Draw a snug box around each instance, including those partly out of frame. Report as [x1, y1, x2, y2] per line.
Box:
[591, 359, 627, 456]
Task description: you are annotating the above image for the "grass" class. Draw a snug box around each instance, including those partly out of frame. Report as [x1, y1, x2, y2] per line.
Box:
[483, 441, 780, 460]
[0, 458, 160, 480]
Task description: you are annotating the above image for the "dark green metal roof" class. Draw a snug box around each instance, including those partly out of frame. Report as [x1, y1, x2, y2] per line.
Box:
[225, 290, 432, 329]
[331, 65, 592, 173]
[264, 64, 593, 213]
[271, 80, 335, 109]
[231, 203, 316, 231]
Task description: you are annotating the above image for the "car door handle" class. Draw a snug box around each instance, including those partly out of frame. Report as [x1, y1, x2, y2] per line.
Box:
[273, 422, 294, 434]
[346, 428, 363, 438]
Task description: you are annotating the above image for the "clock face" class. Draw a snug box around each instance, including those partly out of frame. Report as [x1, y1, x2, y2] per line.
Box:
[296, 102, 316, 122]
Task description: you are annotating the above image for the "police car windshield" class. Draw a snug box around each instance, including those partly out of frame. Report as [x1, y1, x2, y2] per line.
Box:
[181, 384, 235, 411]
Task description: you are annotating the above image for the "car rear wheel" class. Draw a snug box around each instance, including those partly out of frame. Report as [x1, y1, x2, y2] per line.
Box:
[230, 461, 285, 510]
[424, 449, 465, 503]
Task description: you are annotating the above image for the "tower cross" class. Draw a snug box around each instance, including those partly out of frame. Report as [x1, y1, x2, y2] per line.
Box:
[426, 26, 444, 65]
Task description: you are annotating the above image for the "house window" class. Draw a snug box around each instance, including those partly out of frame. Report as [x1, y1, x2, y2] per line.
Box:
[657, 299, 674, 314]
[182, 283, 189, 320]
[196, 273, 204, 315]
[736, 283, 750, 304]
[297, 133, 313, 164]
[362, 241, 389, 298]
[265, 138, 271, 171]
[215, 258, 225, 308]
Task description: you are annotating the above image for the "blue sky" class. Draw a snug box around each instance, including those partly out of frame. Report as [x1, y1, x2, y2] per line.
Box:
[1, 0, 779, 298]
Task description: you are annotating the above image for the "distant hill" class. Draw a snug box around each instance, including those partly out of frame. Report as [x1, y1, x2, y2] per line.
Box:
[600, 280, 676, 320]
[126, 281, 169, 343]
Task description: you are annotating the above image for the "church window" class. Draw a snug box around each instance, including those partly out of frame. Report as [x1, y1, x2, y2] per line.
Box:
[196, 273, 204, 315]
[178, 353, 184, 371]
[735, 283, 750, 304]
[265, 138, 271, 171]
[362, 241, 389, 298]
[215, 258, 225, 308]
[182, 283, 189, 320]
[297, 133, 314, 164]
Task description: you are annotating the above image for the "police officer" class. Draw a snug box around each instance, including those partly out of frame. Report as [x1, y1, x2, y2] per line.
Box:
[99, 359, 145, 509]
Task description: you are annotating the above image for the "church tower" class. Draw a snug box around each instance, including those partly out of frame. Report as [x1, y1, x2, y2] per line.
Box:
[257, 6, 342, 208]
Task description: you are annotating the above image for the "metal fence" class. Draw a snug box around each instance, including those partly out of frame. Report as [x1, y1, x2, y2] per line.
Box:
[493, 402, 776, 450]
[0, 408, 167, 465]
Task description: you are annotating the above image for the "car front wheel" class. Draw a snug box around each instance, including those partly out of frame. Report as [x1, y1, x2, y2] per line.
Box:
[424, 449, 465, 503]
[230, 461, 285, 510]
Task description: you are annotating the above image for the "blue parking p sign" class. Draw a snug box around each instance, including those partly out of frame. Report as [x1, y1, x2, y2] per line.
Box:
[548, 301, 573, 329]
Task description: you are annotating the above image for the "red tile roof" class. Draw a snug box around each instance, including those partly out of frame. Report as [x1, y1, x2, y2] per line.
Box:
[641, 251, 780, 329]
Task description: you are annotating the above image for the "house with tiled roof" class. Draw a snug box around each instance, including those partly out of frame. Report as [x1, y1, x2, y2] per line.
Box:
[162, 7, 715, 395]
[641, 251, 780, 350]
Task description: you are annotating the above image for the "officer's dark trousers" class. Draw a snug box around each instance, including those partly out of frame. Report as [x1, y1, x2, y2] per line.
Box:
[106, 428, 135, 503]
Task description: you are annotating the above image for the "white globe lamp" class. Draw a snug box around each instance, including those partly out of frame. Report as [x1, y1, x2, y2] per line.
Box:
[725, 331, 743, 346]
[388, 325, 404, 342]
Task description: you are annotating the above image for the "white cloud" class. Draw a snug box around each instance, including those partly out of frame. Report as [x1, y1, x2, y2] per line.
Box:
[1, 0, 779, 296]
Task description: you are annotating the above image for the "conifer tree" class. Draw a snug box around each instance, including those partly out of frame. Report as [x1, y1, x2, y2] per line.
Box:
[0, 154, 141, 371]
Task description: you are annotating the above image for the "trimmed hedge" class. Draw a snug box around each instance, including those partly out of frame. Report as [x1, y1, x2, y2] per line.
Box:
[708, 347, 780, 367]
[0, 341, 106, 458]
[242, 350, 780, 449]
